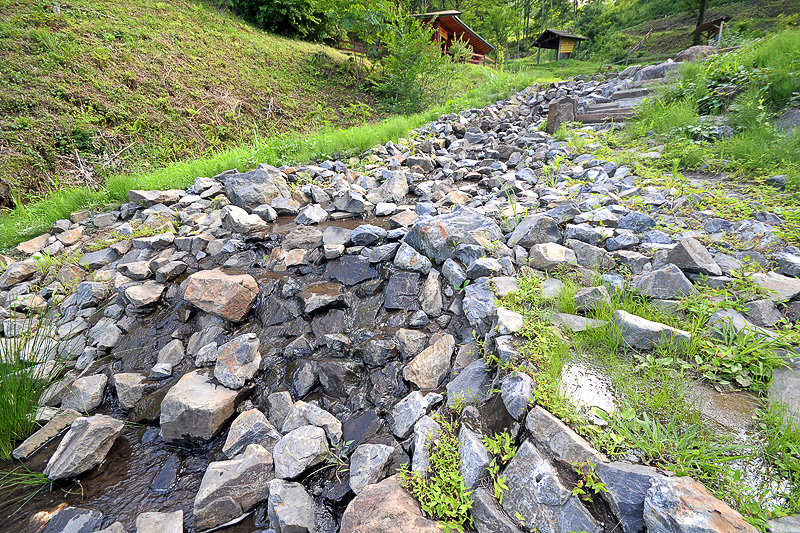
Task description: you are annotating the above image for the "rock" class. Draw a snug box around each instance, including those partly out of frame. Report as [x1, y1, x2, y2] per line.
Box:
[124, 281, 165, 308]
[595, 462, 660, 533]
[403, 333, 455, 389]
[113, 373, 147, 410]
[546, 96, 577, 134]
[420, 270, 443, 316]
[574, 286, 610, 312]
[501, 372, 535, 421]
[40, 507, 103, 533]
[349, 443, 395, 494]
[267, 479, 315, 533]
[495, 307, 524, 335]
[283, 225, 323, 250]
[43, 414, 124, 480]
[157, 339, 185, 366]
[272, 425, 328, 479]
[769, 515, 800, 533]
[214, 333, 262, 389]
[325, 255, 378, 286]
[351, 224, 388, 246]
[282, 400, 343, 444]
[777, 252, 800, 278]
[506, 215, 560, 247]
[12, 409, 80, 460]
[570, 241, 615, 270]
[61, 374, 107, 413]
[340, 475, 441, 533]
[370, 172, 409, 203]
[384, 271, 420, 310]
[502, 440, 600, 533]
[194, 444, 273, 531]
[411, 415, 441, 474]
[630, 264, 696, 299]
[128, 189, 181, 207]
[643, 476, 757, 533]
[463, 278, 497, 335]
[404, 205, 504, 264]
[443, 258, 467, 288]
[618, 212, 656, 233]
[459, 425, 490, 488]
[553, 312, 608, 331]
[752, 272, 800, 302]
[388, 391, 443, 439]
[528, 243, 577, 271]
[743, 299, 784, 327]
[160, 370, 239, 442]
[776, 109, 800, 135]
[184, 269, 259, 322]
[613, 310, 691, 350]
[0, 260, 36, 288]
[221, 204, 269, 233]
[525, 406, 604, 467]
[268, 391, 294, 430]
[674, 45, 716, 62]
[446, 359, 491, 407]
[394, 242, 432, 274]
[769, 358, 800, 416]
[224, 164, 292, 210]
[467, 257, 503, 280]
[136, 511, 183, 533]
[667, 238, 722, 276]
[223, 408, 280, 458]
[295, 203, 328, 225]
[472, 486, 524, 533]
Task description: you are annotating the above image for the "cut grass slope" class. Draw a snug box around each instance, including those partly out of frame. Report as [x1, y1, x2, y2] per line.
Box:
[0, 0, 375, 199]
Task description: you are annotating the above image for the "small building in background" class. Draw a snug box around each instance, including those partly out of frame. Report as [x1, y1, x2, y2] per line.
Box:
[533, 29, 588, 62]
[414, 10, 496, 67]
[691, 16, 733, 46]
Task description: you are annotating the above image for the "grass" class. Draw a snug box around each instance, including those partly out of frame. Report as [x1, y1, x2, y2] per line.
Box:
[497, 268, 800, 529]
[0, 59, 605, 251]
[0, 309, 63, 460]
[0, 466, 53, 515]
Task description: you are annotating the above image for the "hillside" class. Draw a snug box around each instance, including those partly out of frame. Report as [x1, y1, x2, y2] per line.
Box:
[620, 0, 799, 60]
[0, 0, 375, 201]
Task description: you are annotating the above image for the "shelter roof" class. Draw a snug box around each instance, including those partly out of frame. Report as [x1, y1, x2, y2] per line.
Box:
[414, 10, 495, 55]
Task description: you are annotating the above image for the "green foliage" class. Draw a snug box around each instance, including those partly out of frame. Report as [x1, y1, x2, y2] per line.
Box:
[0, 465, 53, 515]
[483, 432, 517, 504]
[399, 411, 473, 532]
[229, 0, 332, 39]
[571, 460, 608, 502]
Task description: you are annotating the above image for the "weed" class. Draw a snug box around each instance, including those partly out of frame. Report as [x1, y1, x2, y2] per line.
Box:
[483, 432, 517, 504]
[571, 460, 609, 502]
[0, 465, 53, 515]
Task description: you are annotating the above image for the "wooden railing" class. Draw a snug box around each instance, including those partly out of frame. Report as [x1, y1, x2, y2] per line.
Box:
[334, 39, 387, 58]
[468, 53, 496, 68]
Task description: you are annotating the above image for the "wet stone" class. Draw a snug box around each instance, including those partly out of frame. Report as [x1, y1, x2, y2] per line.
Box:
[324, 255, 378, 286]
[446, 359, 492, 407]
[272, 425, 328, 479]
[223, 408, 280, 458]
[349, 443, 395, 494]
[40, 507, 103, 533]
[388, 391, 443, 439]
[44, 414, 124, 480]
[384, 271, 420, 310]
[268, 479, 315, 533]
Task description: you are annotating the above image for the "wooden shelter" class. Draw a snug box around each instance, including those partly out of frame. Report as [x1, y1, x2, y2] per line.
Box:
[691, 16, 732, 46]
[533, 29, 587, 61]
[414, 10, 496, 67]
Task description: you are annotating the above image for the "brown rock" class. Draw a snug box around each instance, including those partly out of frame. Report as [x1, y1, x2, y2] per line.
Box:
[15, 234, 50, 255]
[403, 333, 456, 390]
[340, 475, 441, 533]
[184, 268, 259, 322]
[546, 96, 578, 134]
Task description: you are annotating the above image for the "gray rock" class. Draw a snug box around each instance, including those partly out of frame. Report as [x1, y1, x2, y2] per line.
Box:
[458, 426, 491, 488]
[43, 415, 124, 480]
[214, 333, 261, 390]
[61, 374, 107, 413]
[552, 313, 608, 332]
[506, 215, 560, 248]
[574, 286, 610, 312]
[502, 440, 601, 533]
[404, 205, 504, 264]
[388, 391, 443, 439]
[495, 307, 524, 335]
[467, 257, 503, 280]
[595, 462, 660, 533]
[630, 264, 696, 299]
[752, 272, 800, 302]
[618, 212, 656, 233]
[446, 359, 492, 407]
[443, 258, 467, 287]
[420, 269, 443, 317]
[528, 243, 577, 271]
[160, 370, 239, 442]
[193, 444, 273, 531]
[349, 443, 395, 494]
[224, 164, 292, 210]
[40, 507, 103, 533]
[463, 278, 497, 335]
[613, 310, 691, 350]
[268, 391, 294, 430]
[769, 358, 800, 416]
[412, 415, 441, 474]
[526, 406, 605, 467]
[471, 486, 524, 533]
[667, 238, 722, 276]
[777, 252, 800, 278]
[268, 479, 315, 533]
[606, 233, 640, 251]
[394, 242, 432, 274]
[295, 203, 328, 225]
[565, 223, 601, 245]
[404, 333, 455, 389]
[221, 204, 268, 233]
[351, 224, 387, 246]
[124, 281, 165, 308]
[384, 271, 420, 310]
[136, 511, 183, 533]
[501, 372, 535, 421]
[113, 373, 147, 410]
[546, 96, 577, 134]
[643, 476, 757, 533]
[223, 408, 280, 458]
[157, 338, 185, 366]
[768, 514, 800, 533]
[743, 299, 784, 327]
[281, 400, 342, 444]
[570, 240, 615, 270]
[272, 425, 329, 479]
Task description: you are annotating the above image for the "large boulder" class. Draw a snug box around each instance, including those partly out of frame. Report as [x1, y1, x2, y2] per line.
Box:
[193, 444, 274, 531]
[404, 205, 504, 264]
[546, 96, 578, 134]
[644, 476, 757, 533]
[184, 269, 259, 322]
[160, 370, 240, 442]
[340, 475, 442, 533]
[43, 415, 124, 480]
[224, 164, 292, 210]
[674, 45, 717, 62]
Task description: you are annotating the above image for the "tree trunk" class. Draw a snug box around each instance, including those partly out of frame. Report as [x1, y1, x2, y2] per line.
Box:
[693, 0, 708, 45]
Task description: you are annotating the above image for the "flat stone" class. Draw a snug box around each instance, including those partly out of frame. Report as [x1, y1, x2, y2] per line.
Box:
[324, 255, 378, 286]
[40, 507, 103, 533]
[528, 243, 577, 271]
[630, 264, 696, 299]
[124, 281, 165, 308]
[297, 282, 346, 314]
[384, 271, 420, 310]
[613, 310, 691, 350]
[160, 370, 239, 442]
[752, 272, 800, 302]
[184, 269, 259, 322]
[553, 313, 608, 332]
[13, 409, 80, 460]
[43, 414, 124, 480]
[525, 406, 605, 467]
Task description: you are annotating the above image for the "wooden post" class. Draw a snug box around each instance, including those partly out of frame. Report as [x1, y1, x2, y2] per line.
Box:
[718, 20, 724, 46]
[575, 39, 580, 60]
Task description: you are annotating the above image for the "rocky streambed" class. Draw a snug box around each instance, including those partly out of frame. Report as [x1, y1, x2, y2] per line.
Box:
[2, 63, 800, 533]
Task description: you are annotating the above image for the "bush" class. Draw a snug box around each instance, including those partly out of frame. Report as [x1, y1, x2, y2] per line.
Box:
[229, 0, 331, 39]
[372, 11, 457, 114]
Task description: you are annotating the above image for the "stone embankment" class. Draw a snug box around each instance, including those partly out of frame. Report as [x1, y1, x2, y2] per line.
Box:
[4, 60, 798, 532]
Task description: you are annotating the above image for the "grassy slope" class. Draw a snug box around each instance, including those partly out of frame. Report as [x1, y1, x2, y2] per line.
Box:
[620, 0, 800, 59]
[0, 0, 375, 199]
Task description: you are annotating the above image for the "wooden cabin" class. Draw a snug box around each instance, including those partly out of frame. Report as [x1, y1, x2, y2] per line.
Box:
[533, 29, 587, 61]
[414, 10, 496, 67]
[691, 16, 732, 46]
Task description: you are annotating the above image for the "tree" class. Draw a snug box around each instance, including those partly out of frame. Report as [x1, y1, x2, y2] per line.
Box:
[693, 0, 708, 45]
